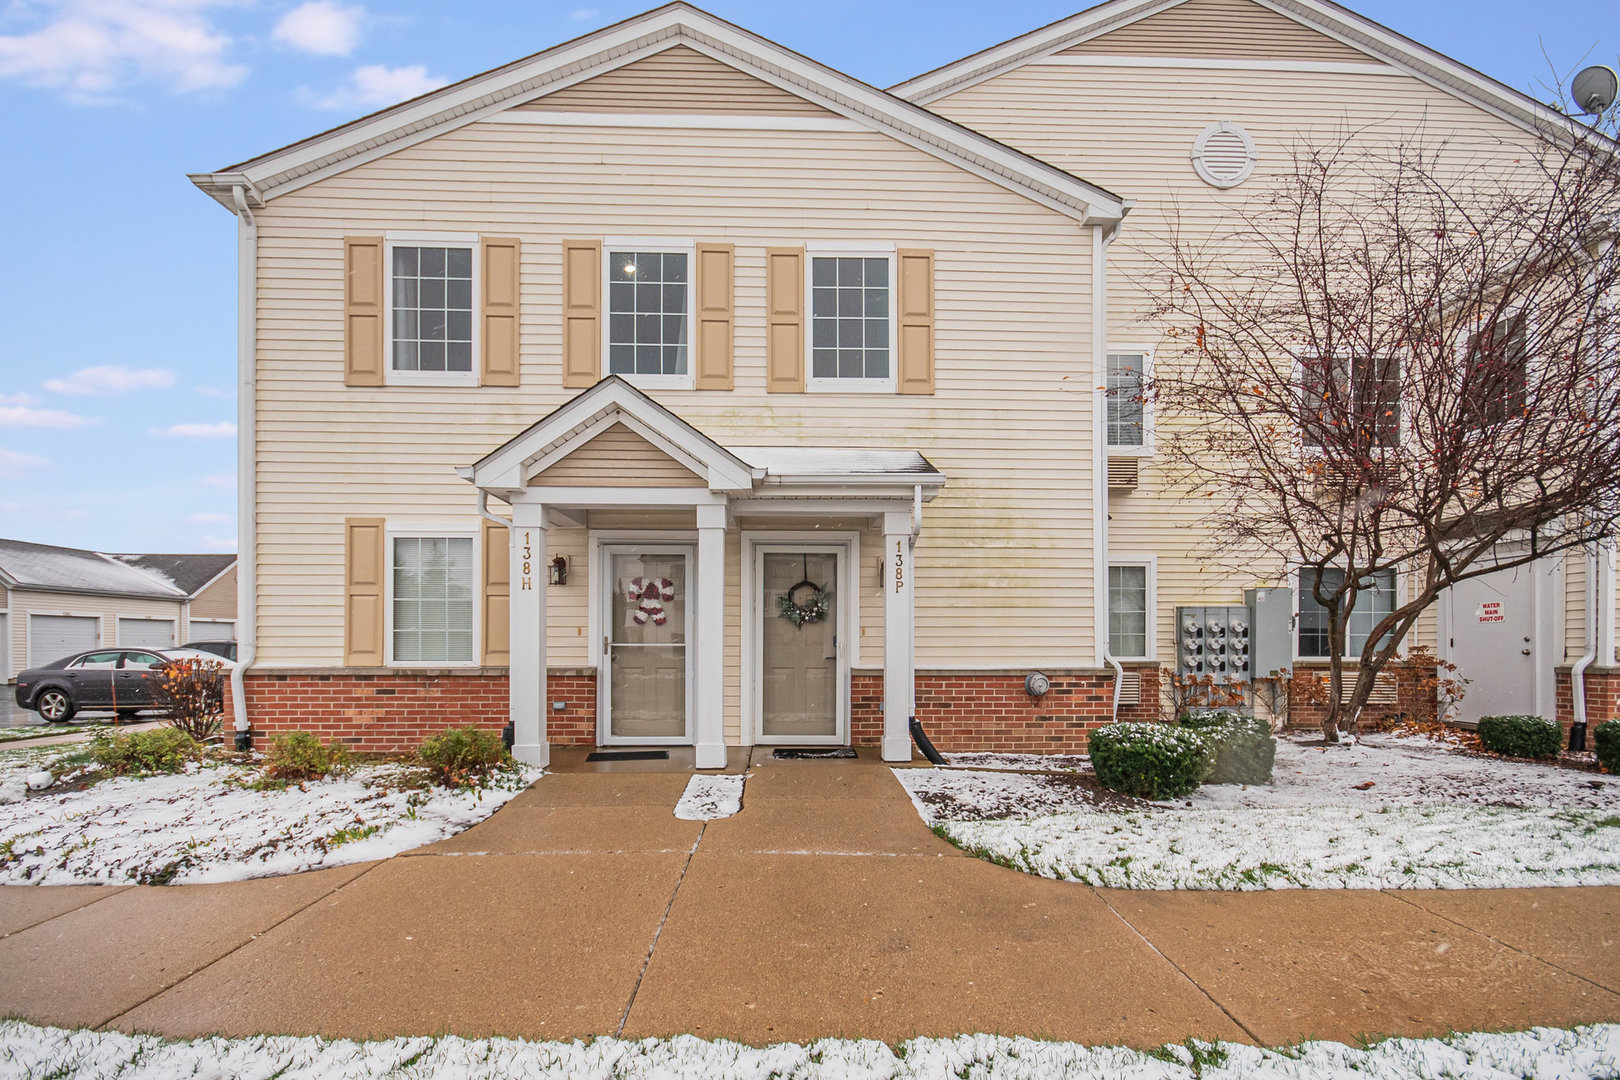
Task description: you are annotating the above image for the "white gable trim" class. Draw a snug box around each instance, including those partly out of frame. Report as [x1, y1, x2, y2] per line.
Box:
[891, 0, 1581, 146]
[192, 7, 1124, 225]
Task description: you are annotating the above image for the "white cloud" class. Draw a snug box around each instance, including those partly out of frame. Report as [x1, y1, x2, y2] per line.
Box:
[0, 0, 248, 103]
[567, 7, 598, 20]
[0, 447, 50, 476]
[190, 512, 231, 523]
[0, 404, 95, 428]
[200, 534, 238, 551]
[44, 364, 176, 395]
[152, 421, 237, 437]
[302, 62, 446, 110]
[195, 386, 235, 399]
[271, 1, 363, 56]
[0, 392, 40, 406]
[198, 473, 236, 487]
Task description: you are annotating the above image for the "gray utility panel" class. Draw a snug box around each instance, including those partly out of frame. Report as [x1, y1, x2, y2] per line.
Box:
[1176, 606, 1252, 682]
[1244, 587, 1295, 678]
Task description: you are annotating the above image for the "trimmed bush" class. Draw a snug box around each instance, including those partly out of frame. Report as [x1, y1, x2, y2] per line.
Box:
[417, 726, 511, 788]
[1182, 713, 1276, 786]
[1088, 722, 1211, 799]
[1477, 714, 1561, 759]
[1595, 719, 1620, 775]
[263, 732, 351, 782]
[91, 728, 199, 777]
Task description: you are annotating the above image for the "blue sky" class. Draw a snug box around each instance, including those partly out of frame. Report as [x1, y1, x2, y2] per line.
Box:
[0, 0, 1613, 555]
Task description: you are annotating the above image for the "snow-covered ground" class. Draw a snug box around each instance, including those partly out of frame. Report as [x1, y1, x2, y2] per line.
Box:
[674, 773, 746, 820]
[897, 734, 1620, 890]
[0, 751, 539, 885]
[943, 752, 1089, 773]
[2, 1021, 1616, 1079]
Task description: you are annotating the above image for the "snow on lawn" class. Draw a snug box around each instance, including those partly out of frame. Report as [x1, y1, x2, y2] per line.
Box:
[0, 721, 114, 745]
[898, 735, 1620, 891]
[674, 773, 745, 820]
[3, 1021, 1618, 1080]
[0, 754, 540, 886]
[943, 752, 1089, 773]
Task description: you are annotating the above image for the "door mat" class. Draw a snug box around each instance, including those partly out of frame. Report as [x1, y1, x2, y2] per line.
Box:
[585, 750, 671, 762]
[771, 748, 858, 759]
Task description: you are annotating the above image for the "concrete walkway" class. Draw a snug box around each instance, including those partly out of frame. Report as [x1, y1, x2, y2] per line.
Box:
[0, 748, 1615, 1049]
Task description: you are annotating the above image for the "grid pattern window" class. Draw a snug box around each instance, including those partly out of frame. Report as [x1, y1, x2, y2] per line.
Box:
[392, 536, 475, 664]
[608, 252, 689, 376]
[1108, 565, 1149, 658]
[811, 257, 890, 381]
[1461, 316, 1529, 429]
[1298, 355, 1400, 449]
[1107, 353, 1146, 447]
[392, 246, 474, 373]
[1297, 567, 1396, 658]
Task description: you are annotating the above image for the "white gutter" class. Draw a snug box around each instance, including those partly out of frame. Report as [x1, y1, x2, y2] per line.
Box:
[475, 490, 512, 532]
[229, 185, 257, 738]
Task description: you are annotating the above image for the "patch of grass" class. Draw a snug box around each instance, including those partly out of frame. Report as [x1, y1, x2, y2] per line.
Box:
[1594, 815, 1620, 829]
[324, 823, 381, 848]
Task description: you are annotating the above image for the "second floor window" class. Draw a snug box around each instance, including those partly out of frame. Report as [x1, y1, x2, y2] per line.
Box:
[1460, 315, 1528, 430]
[392, 245, 474, 374]
[608, 251, 689, 379]
[810, 255, 891, 386]
[1107, 352, 1147, 448]
[1299, 353, 1400, 449]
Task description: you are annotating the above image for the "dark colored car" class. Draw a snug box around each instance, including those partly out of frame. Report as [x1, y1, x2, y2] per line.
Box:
[179, 639, 237, 662]
[14, 649, 209, 723]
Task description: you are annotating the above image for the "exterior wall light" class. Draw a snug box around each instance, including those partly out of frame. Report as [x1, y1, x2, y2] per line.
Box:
[548, 554, 568, 586]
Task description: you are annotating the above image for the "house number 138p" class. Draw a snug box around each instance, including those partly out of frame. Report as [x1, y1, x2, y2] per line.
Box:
[893, 539, 905, 593]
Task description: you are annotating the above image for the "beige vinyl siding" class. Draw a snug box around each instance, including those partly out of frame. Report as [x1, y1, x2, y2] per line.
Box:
[248, 116, 1096, 676]
[530, 424, 706, 487]
[9, 590, 187, 670]
[516, 45, 831, 116]
[188, 565, 237, 621]
[930, 61, 1538, 662]
[1060, 0, 1370, 62]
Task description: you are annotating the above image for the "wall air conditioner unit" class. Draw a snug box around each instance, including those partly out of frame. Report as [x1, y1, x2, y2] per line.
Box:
[1107, 457, 1140, 491]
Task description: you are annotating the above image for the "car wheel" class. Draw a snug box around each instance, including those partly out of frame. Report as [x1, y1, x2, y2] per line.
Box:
[36, 688, 75, 723]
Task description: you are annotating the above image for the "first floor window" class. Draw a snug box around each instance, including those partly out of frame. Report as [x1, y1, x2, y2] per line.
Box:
[1108, 564, 1149, 659]
[392, 536, 474, 663]
[1297, 567, 1395, 658]
[392, 245, 474, 373]
[811, 255, 890, 382]
[608, 250, 689, 377]
[1106, 353, 1147, 448]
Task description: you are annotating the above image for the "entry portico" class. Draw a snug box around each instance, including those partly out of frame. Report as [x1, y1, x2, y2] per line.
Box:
[460, 377, 945, 769]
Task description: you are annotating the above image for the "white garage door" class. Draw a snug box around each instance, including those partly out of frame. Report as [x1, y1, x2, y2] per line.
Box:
[118, 617, 176, 649]
[30, 615, 99, 667]
[187, 619, 235, 642]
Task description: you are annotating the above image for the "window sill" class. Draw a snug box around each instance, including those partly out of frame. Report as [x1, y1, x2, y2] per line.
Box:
[385, 371, 479, 388]
[1105, 445, 1155, 457]
[804, 380, 898, 395]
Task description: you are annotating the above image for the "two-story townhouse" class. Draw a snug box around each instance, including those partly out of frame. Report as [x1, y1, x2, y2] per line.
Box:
[192, 0, 1614, 767]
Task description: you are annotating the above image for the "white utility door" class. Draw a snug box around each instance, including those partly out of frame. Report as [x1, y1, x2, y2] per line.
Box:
[1445, 559, 1543, 725]
[600, 545, 694, 744]
[754, 544, 849, 746]
[118, 617, 176, 649]
[30, 614, 98, 667]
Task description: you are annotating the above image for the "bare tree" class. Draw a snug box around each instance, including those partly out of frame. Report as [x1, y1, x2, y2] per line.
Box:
[1148, 109, 1620, 741]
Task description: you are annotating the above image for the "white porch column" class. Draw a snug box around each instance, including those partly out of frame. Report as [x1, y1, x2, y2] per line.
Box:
[882, 510, 916, 762]
[694, 503, 728, 769]
[509, 502, 549, 767]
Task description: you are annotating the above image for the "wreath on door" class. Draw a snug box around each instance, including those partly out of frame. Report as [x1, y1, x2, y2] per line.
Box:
[627, 576, 676, 626]
[776, 555, 831, 628]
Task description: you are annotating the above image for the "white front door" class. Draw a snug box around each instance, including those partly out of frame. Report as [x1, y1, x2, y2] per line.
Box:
[600, 544, 694, 744]
[754, 544, 849, 745]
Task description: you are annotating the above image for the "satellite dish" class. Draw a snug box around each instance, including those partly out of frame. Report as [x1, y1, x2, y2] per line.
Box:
[1571, 65, 1619, 115]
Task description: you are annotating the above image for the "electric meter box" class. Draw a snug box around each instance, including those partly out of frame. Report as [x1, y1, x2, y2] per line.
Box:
[1244, 587, 1295, 678]
[1175, 605, 1252, 683]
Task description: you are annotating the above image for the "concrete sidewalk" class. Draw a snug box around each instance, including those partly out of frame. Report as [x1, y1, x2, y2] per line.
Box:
[0, 748, 1615, 1049]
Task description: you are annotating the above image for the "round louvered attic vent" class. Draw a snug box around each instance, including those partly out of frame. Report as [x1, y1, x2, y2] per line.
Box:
[1191, 121, 1258, 189]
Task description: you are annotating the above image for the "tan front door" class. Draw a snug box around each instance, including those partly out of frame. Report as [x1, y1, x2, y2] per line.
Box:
[603, 547, 692, 743]
[759, 549, 843, 743]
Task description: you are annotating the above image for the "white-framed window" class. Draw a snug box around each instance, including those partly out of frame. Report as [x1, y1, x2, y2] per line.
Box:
[807, 249, 896, 392]
[604, 241, 694, 388]
[1297, 353, 1400, 450]
[1106, 349, 1153, 452]
[1108, 559, 1155, 660]
[1458, 311, 1529, 430]
[385, 232, 480, 386]
[387, 526, 478, 666]
[1296, 566, 1397, 659]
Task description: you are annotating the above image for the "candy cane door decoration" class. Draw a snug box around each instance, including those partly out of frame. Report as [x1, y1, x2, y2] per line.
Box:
[604, 548, 692, 742]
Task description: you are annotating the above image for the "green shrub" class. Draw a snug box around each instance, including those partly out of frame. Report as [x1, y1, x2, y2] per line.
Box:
[1088, 722, 1211, 799]
[1178, 709, 1248, 730]
[1594, 719, 1620, 774]
[1477, 714, 1561, 759]
[263, 732, 351, 782]
[91, 728, 199, 776]
[1182, 714, 1276, 785]
[417, 726, 511, 788]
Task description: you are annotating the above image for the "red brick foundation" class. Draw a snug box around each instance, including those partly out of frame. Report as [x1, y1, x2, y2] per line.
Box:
[1554, 667, 1620, 739]
[1284, 662, 1438, 731]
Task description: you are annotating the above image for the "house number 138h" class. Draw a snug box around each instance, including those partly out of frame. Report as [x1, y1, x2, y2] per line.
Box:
[521, 531, 533, 591]
[893, 539, 905, 593]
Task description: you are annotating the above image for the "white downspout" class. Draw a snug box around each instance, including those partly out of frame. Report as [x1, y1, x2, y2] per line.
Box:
[229, 185, 257, 739]
[1573, 548, 1597, 731]
[1574, 238, 1617, 738]
[1093, 220, 1125, 716]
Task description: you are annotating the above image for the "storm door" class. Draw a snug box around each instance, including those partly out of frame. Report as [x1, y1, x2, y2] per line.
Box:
[756, 546, 847, 745]
[601, 545, 694, 744]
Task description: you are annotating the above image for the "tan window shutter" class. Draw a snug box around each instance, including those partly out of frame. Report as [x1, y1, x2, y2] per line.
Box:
[345, 237, 385, 387]
[694, 243, 734, 390]
[482, 521, 510, 666]
[766, 247, 804, 393]
[562, 240, 601, 389]
[897, 249, 935, 395]
[344, 518, 386, 666]
[482, 238, 521, 387]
